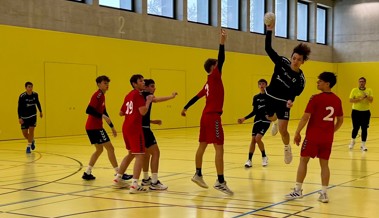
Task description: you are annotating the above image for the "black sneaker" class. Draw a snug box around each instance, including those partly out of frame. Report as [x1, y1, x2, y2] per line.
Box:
[122, 173, 133, 180]
[82, 172, 96, 180]
[141, 177, 152, 186]
[31, 140, 36, 150]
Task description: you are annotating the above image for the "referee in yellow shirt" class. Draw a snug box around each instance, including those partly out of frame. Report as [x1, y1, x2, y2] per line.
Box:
[349, 77, 373, 151]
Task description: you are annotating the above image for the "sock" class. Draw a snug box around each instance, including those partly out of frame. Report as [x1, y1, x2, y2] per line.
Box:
[196, 168, 202, 177]
[114, 167, 119, 174]
[143, 171, 149, 180]
[131, 179, 138, 187]
[152, 173, 158, 184]
[352, 138, 356, 144]
[115, 173, 123, 179]
[321, 186, 328, 194]
[362, 141, 366, 146]
[248, 152, 253, 161]
[261, 150, 266, 157]
[27, 143, 32, 148]
[295, 182, 303, 191]
[85, 166, 93, 174]
[217, 175, 225, 183]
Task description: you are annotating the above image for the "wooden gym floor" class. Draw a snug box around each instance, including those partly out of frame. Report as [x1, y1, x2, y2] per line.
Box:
[0, 118, 378, 218]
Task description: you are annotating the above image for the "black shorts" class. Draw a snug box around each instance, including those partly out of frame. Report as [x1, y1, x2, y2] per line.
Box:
[266, 97, 290, 120]
[252, 121, 271, 136]
[21, 116, 37, 129]
[86, 129, 110, 145]
[143, 127, 157, 148]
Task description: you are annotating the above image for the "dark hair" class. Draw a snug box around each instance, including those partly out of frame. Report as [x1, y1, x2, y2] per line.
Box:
[130, 74, 144, 87]
[292, 43, 311, 61]
[204, 58, 217, 73]
[96, 75, 110, 84]
[359, 77, 366, 82]
[144, 79, 155, 87]
[318, 72, 337, 88]
[258, 79, 267, 85]
[25, 81, 33, 87]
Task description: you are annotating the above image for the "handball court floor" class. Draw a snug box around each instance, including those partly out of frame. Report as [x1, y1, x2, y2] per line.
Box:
[0, 118, 378, 218]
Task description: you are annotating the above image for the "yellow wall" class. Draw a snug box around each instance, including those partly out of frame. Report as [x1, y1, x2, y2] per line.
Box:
[0, 24, 376, 140]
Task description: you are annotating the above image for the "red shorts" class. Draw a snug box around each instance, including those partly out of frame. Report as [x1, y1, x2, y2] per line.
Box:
[300, 137, 332, 160]
[199, 113, 224, 145]
[122, 128, 145, 154]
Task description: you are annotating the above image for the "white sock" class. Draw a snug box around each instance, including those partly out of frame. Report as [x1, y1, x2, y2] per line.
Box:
[362, 141, 366, 146]
[27, 143, 31, 148]
[115, 173, 123, 180]
[295, 182, 303, 191]
[143, 171, 149, 180]
[114, 167, 119, 173]
[131, 179, 139, 187]
[321, 186, 328, 193]
[152, 173, 158, 184]
[352, 138, 356, 144]
[85, 166, 93, 174]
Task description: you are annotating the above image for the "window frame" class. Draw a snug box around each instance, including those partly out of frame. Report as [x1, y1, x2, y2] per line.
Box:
[187, 0, 211, 25]
[296, 0, 309, 42]
[316, 5, 327, 45]
[274, 0, 289, 38]
[250, 0, 266, 34]
[221, 0, 241, 30]
[98, 0, 134, 12]
[147, 0, 176, 19]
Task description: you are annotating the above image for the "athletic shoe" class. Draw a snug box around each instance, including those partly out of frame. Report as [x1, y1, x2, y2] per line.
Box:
[113, 178, 130, 189]
[26, 147, 31, 154]
[271, 122, 278, 136]
[141, 177, 152, 186]
[318, 192, 329, 203]
[191, 174, 208, 188]
[284, 145, 293, 164]
[82, 172, 96, 180]
[31, 140, 36, 150]
[213, 180, 234, 195]
[361, 144, 368, 151]
[349, 141, 355, 149]
[285, 188, 303, 200]
[262, 156, 268, 166]
[122, 173, 133, 180]
[149, 180, 168, 190]
[244, 159, 252, 168]
[129, 185, 148, 194]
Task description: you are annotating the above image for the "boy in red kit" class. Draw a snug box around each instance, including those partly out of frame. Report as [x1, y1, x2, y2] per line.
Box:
[285, 72, 343, 203]
[181, 29, 233, 195]
[83, 76, 131, 180]
[114, 74, 153, 194]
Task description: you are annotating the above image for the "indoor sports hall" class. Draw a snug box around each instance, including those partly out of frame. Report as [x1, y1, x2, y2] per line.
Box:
[0, 0, 378, 217]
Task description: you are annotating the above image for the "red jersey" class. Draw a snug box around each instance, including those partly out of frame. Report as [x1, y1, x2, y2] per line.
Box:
[304, 92, 343, 142]
[121, 89, 145, 131]
[85, 90, 105, 130]
[197, 67, 224, 114]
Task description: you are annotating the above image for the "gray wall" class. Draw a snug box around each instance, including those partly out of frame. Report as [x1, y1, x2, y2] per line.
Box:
[333, 0, 379, 62]
[0, 0, 335, 63]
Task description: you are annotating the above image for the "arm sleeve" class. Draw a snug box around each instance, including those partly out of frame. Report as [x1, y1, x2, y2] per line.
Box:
[35, 93, 42, 112]
[18, 96, 23, 118]
[265, 31, 281, 64]
[244, 109, 256, 120]
[86, 105, 103, 118]
[184, 95, 200, 110]
[217, 44, 225, 72]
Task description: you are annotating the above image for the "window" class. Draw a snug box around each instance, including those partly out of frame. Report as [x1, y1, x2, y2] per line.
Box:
[221, 0, 239, 29]
[250, 0, 265, 33]
[187, 0, 209, 24]
[317, 6, 327, 44]
[297, 1, 308, 41]
[275, 0, 288, 38]
[147, 0, 174, 18]
[99, 0, 132, 10]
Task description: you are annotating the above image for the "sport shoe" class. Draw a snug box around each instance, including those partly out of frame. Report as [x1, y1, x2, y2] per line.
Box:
[349, 141, 355, 149]
[262, 156, 268, 166]
[31, 140, 36, 150]
[129, 185, 148, 194]
[141, 177, 152, 186]
[122, 173, 133, 180]
[191, 174, 209, 188]
[113, 178, 130, 189]
[361, 144, 368, 151]
[213, 180, 234, 195]
[285, 188, 303, 199]
[244, 159, 252, 168]
[284, 145, 293, 164]
[318, 192, 329, 203]
[271, 122, 278, 136]
[82, 172, 96, 180]
[26, 147, 31, 154]
[150, 180, 168, 190]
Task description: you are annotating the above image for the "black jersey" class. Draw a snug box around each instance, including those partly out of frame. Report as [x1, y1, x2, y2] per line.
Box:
[18, 91, 42, 119]
[244, 93, 270, 123]
[265, 31, 305, 102]
[142, 91, 152, 128]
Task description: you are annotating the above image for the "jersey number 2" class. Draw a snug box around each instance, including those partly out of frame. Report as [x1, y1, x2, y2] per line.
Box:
[125, 101, 133, 115]
[323, 106, 334, 121]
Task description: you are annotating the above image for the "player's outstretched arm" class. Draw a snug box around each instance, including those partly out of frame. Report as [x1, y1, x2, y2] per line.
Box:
[154, 92, 178, 102]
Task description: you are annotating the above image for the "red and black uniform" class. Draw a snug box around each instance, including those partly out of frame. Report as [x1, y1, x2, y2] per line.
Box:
[183, 44, 225, 145]
[301, 92, 343, 160]
[121, 89, 146, 154]
[18, 91, 42, 129]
